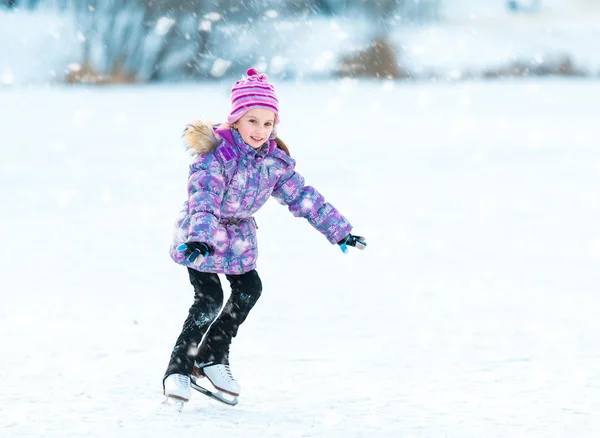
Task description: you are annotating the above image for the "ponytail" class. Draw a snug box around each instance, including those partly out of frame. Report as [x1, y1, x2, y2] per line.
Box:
[274, 136, 291, 157]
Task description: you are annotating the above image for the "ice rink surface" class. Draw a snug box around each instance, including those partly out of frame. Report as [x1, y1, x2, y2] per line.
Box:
[1, 78, 599, 437]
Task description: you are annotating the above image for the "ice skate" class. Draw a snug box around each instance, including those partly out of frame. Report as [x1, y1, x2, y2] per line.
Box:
[191, 361, 240, 406]
[163, 373, 191, 410]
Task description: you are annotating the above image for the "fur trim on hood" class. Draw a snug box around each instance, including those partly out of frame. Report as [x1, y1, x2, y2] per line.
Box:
[182, 119, 291, 158]
[183, 120, 220, 155]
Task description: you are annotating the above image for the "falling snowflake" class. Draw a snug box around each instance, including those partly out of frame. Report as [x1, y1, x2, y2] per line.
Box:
[199, 20, 212, 32]
[204, 12, 222, 21]
[155, 17, 176, 36]
[211, 59, 231, 78]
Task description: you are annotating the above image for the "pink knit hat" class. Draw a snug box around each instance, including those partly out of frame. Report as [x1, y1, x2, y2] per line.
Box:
[227, 68, 280, 125]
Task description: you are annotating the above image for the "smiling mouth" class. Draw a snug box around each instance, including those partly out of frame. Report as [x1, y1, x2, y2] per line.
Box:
[250, 136, 263, 142]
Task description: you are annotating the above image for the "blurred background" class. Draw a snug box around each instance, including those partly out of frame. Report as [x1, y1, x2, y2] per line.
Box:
[1, 0, 599, 86]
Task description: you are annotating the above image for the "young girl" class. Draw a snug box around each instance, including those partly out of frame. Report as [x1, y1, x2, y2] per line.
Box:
[163, 68, 366, 405]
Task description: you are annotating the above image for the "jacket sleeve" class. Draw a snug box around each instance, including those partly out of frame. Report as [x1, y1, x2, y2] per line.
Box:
[187, 154, 225, 246]
[271, 158, 352, 244]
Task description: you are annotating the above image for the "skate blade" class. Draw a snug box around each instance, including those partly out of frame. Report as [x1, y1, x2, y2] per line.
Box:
[162, 395, 186, 412]
[190, 379, 238, 406]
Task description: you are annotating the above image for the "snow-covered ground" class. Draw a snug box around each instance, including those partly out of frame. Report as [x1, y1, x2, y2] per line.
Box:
[1, 78, 600, 437]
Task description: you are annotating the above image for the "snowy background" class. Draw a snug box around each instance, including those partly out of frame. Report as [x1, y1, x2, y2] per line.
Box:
[2, 0, 600, 84]
[2, 1, 600, 437]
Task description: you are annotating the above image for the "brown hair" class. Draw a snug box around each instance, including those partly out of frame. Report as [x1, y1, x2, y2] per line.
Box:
[275, 136, 291, 156]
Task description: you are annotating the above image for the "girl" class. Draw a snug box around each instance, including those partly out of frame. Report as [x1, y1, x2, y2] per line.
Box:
[163, 68, 366, 405]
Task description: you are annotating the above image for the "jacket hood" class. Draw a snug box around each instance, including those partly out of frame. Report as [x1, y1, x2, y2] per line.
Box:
[182, 119, 280, 157]
[183, 120, 221, 155]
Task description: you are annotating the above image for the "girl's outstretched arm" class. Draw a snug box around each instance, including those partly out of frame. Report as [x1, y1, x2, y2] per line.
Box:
[272, 166, 353, 245]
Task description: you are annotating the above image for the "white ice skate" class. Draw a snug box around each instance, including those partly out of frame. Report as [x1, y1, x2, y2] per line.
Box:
[191, 362, 240, 406]
[163, 373, 191, 408]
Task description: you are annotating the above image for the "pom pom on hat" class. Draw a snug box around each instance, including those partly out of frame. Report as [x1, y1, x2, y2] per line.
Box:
[227, 68, 280, 125]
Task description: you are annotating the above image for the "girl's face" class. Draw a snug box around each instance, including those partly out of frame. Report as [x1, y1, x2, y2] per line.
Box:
[233, 108, 276, 149]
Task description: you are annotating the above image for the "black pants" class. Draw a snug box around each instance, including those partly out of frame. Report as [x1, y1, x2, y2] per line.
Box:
[164, 268, 262, 379]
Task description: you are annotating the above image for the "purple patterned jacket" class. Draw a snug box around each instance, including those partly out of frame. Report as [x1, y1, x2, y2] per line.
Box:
[169, 120, 353, 274]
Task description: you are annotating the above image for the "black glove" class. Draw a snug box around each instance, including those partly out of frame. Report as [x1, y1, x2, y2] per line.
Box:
[177, 242, 213, 266]
[337, 234, 367, 253]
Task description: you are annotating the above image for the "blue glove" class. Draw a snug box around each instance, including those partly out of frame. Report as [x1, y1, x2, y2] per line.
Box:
[337, 234, 367, 254]
[177, 242, 212, 266]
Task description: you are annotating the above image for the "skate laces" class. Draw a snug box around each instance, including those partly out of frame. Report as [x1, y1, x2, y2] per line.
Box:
[172, 374, 190, 387]
[223, 365, 234, 381]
